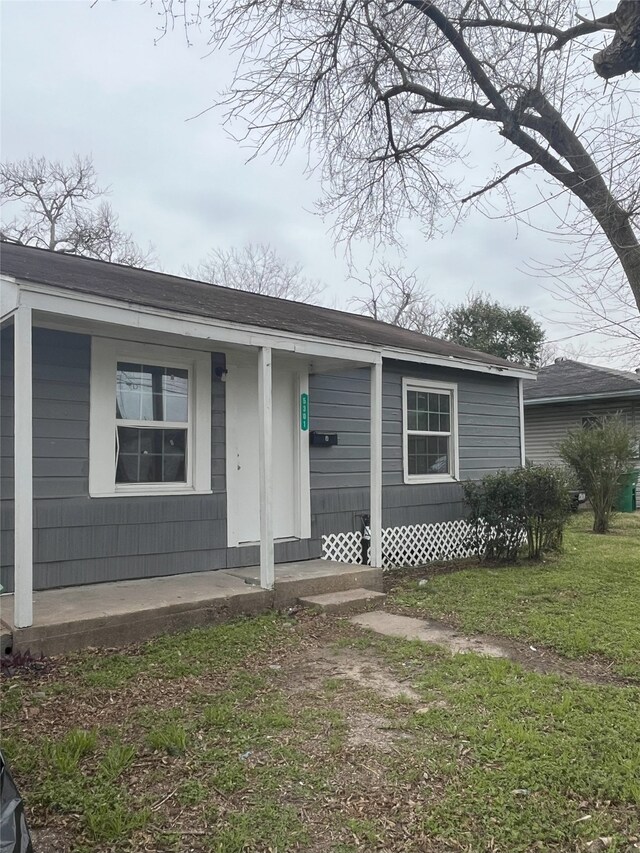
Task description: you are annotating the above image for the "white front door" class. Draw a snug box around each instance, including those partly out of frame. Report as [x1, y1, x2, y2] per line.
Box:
[225, 351, 310, 546]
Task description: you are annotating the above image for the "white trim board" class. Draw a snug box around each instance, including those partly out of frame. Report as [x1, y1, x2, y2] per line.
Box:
[89, 338, 212, 498]
[13, 306, 33, 628]
[402, 377, 460, 485]
[10, 278, 532, 379]
[518, 378, 526, 467]
[16, 283, 383, 365]
[383, 347, 535, 379]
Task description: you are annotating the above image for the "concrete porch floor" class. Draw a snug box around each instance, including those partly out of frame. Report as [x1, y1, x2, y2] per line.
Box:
[0, 560, 383, 656]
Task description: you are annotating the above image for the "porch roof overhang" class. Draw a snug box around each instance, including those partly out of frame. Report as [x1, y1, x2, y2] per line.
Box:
[1, 275, 535, 379]
[1, 275, 381, 368]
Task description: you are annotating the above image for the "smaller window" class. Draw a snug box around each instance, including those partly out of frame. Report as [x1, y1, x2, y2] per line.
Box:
[403, 379, 458, 484]
[582, 415, 603, 430]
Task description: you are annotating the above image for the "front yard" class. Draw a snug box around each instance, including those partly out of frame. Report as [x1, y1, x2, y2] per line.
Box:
[388, 512, 640, 679]
[1, 512, 639, 853]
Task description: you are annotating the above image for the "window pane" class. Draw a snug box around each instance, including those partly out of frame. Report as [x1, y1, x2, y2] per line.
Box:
[582, 416, 602, 431]
[163, 371, 188, 421]
[406, 388, 451, 434]
[408, 434, 450, 476]
[116, 427, 186, 483]
[116, 363, 188, 423]
[407, 390, 430, 431]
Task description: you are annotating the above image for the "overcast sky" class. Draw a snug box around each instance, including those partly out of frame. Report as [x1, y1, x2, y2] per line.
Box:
[0, 0, 627, 364]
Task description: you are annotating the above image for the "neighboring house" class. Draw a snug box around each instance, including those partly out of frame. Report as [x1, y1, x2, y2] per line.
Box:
[523, 358, 640, 465]
[0, 243, 533, 628]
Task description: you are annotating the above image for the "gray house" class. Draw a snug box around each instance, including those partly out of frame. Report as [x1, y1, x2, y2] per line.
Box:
[524, 358, 640, 465]
[1, 243, 533, 629]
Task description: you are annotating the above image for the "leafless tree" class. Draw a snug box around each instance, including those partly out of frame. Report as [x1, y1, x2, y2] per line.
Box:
[1, 155, 154, 267]
[349, 264, 445, 335]
[192, 243, 325, 302]
[537, 339, 589, 367]
[152, 0, 640, 323]
[544, 266, 640, 367]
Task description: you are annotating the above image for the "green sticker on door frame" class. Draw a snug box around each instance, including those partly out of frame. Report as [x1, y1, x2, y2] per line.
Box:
[300, 392, 309, 431]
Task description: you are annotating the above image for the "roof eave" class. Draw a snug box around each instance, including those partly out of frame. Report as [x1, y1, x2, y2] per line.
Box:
[524, 389, 640, 405]
[5, 276, 533, 379]
[382, 347, 536, 379]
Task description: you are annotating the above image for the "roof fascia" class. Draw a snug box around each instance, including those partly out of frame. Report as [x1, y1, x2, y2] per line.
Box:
[15, 280, 382, 365]
[0, 277, 19, 321]
[381, 347, 536, 380]
[524, 390, 640, 405]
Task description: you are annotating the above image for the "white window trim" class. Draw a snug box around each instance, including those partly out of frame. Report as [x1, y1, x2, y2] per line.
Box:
[402, 377, 459, 485]
[90, 337, 212, 497]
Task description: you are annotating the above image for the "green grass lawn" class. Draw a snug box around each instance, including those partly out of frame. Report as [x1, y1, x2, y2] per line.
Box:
[388, 512, 640, 679]
[2, 608, 640, 852]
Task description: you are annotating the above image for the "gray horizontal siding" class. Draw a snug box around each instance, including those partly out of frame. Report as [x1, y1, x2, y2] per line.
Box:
[309, 370, 372, 489]
[524, 398, 638, 466]
[311, 482, 467, 537]
[306, 362, 520, 550]
[309, 362, 522, 491]
[1, 323, 523, 592]
[0, 326, 231, 591]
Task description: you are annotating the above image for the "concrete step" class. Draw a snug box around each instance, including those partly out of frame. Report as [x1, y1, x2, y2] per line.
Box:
[298, 587, 386, 615]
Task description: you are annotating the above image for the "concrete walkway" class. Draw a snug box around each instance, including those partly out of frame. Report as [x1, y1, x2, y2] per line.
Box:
[351, 611, 509, 658]
[1, 560, 383, 656]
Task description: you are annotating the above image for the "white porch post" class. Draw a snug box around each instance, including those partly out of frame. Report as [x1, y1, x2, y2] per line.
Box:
[258, 346, 274, 589]
[369, 359, 383, 569]
[13, 306, 33, 628]
[518, 378, 526, 467]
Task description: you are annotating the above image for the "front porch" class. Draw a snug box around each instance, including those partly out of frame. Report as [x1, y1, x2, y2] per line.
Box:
[1, 277, 384, 632]
[0, 559, 384, 656]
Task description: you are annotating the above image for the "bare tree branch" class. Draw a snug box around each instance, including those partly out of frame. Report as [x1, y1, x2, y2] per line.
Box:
[150, 0, 640, 336]
[0, 155, 154, 267]
[348, 263, 445, 335]
[191, 242, 325, 302]
[460, 159, 534, 204]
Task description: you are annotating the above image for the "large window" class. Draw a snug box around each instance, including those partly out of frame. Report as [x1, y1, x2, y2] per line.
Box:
[403, 378, 459, 483]
[115, 363, 189, 484]
[90, 340, 211, 497]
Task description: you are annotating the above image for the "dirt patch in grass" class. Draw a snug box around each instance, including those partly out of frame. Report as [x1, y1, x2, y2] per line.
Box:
[3, 613, 640, 853]
[287, 643, 421, 701]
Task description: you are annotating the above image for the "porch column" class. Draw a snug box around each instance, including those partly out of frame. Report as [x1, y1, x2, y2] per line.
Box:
[13, 306, 33, 628]
[518, 378, 526, 467]
[258, 346, 274, 589]
[369, 359, 383, 568]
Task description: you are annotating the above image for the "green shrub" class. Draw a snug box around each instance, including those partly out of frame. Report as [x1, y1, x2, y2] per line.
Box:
[464, 471, 526, 561]
[559, 414, 638, 534]
[519, 464, 572, 559]
[464, 466, 572, 561]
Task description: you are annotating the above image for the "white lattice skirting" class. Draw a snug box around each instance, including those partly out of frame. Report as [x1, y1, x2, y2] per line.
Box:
[322, 519, 479, 569]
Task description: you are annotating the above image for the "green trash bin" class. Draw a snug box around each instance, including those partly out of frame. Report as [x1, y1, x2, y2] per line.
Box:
[615, 470, 638, 513]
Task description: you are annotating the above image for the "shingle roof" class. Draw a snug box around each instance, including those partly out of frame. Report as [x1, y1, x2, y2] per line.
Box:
[524, 359, 640, 402]
[0, 242, 522, 370]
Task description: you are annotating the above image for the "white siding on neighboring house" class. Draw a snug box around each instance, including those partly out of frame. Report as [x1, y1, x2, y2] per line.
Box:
[524, 398, 639, 466]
